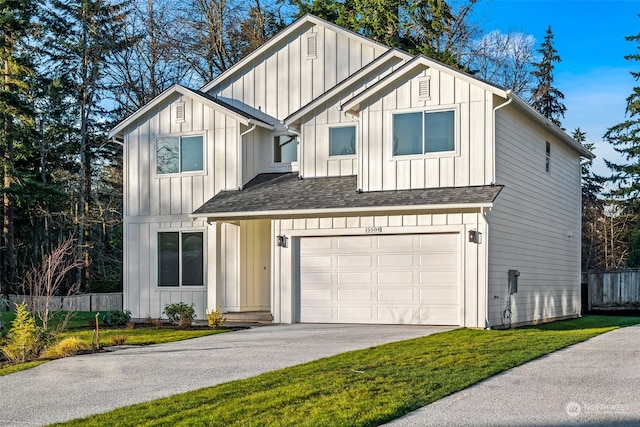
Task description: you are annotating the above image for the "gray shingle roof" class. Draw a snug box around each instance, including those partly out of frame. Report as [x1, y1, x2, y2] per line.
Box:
[193, 173, 503, 219]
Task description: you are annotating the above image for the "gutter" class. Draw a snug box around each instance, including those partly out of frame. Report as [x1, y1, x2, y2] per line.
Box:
[238, 124, 258, 190]
[492, 98, 512, 185]
[191, 202, 495, 222]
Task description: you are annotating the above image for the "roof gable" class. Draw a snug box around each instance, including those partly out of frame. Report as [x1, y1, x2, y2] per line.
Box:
[108, 84, 274, 139]
[200, 14, 390, 94]
[284, 48, 411, 125]
[341, 55, 508, 114]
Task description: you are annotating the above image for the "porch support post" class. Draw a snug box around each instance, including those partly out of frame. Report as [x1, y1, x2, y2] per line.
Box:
[206, 221, 222, 311]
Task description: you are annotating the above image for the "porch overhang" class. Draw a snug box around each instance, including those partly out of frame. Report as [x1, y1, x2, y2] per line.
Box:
[191, 173, 503, 222]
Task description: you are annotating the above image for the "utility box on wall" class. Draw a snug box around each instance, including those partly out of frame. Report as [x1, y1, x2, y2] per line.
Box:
[508, 270, 520, 294]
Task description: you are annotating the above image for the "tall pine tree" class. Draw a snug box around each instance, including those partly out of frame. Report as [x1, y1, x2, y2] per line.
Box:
[604, 20, 640, 267]
[530, 26, 566, 126]
[0, 0, 38, 295]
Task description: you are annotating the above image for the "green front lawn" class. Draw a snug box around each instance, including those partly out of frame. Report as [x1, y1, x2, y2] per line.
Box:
[53, 315, 640, 427]
[1, 310, 228, 376]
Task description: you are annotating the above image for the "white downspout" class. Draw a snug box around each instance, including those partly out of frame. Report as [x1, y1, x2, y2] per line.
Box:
[238, 123, 257, 190]
[492, 95, 512, 185]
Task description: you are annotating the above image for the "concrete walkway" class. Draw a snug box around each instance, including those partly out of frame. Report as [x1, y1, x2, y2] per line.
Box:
[386, 324, 640, 427]
[0, 324, 451, 426]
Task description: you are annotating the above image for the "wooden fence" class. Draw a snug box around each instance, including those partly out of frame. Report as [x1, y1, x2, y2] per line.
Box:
[7, 293, 123, 312]
[585, 270, 640, 311]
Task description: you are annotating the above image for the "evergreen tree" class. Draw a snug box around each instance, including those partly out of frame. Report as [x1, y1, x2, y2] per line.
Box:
[530, 26, 566, 126]
[0, 0, 38, 295]
[604, 21, 640, 267]
[42, 0, 132, 290]
[575, 129, 606, 270]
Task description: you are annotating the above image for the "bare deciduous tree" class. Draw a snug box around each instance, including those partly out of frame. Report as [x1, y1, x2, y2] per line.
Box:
[468, 30, 535, 95]
[21, 236, 83, 333]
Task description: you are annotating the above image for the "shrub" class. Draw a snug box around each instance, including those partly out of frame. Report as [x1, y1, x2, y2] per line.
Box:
[102, 310, 132, 327]
[163, 302, 196, 328]
[206, 307, 226, 329]
[1, 302, 46, 363]
[110, 334, 128, 346]
[41, 337, 90, 359]
[145, 315, 163, 328]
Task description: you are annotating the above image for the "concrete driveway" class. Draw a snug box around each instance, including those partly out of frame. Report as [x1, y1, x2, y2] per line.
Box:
[386, 324, 640, 427]
[0, 323, 452, 426]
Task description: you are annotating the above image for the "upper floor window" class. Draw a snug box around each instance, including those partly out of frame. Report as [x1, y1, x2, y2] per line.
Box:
[545, 141, 551, 173]
[274, 134, 298, 163]
[156, 135, 203, 174]
[158, 231, 203, 287]
[329, 126, 356, 156]
[392, 110, 455, 156]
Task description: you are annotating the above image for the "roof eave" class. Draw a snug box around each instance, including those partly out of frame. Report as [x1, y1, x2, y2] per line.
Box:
[507, 92, 595, 159]
[341, 55, 509, 114]
[108, 85, 274, 140]
[191, 202, 495, 221]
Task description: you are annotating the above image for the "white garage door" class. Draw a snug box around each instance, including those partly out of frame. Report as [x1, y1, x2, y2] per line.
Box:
[298, 233, 460, 325]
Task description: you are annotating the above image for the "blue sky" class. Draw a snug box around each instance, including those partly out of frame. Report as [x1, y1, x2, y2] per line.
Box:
[471, 0, 640, 177]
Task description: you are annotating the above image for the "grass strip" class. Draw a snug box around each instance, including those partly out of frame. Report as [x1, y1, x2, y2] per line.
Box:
[57, 327, 226, 346]
[0, 360, 48, 376]
[51, 315, 640, 427]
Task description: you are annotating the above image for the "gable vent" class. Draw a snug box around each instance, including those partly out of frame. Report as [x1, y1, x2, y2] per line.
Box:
[306, 33, 317, 59]
[418, 77, 431, 100]
[174, 101, 185, 122]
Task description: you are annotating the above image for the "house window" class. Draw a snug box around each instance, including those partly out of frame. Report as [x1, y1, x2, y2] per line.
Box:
[158, 232, 204, 287]
[329, 126, 356, 156]
[156, 135, 203, 174]
[545, 141, 551, 173]
[393, 110, 455, 156]
[274, 134, 298, 163]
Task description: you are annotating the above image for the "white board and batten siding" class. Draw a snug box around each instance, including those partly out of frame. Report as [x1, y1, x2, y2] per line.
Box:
[487, 107, 581, 327]
[271, 211, 489, 328]
[123, 93, 255, 319]
[358, 68, 494, 192]
[208, 23, 387, 122]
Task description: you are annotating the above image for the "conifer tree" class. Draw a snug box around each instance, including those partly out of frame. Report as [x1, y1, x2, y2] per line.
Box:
[530, 26, 566, 126]
[604, 22, 640, 267]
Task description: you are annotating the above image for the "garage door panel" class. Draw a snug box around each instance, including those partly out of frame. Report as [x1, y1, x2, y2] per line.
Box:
[377, 271, 414, 284]
[300, 271, 333, 284]
[420, 271, 458, 285]
[337, 307, 372, 322]
[301, 289, 333, 301]
[302, 255, 333, 268]
[299, 233, 460, 325]
[377, 254, 415, 267]
[420, 288, 459, 304]
[420, 253, 457, 267]
[301, 237, 334, 250]
[338, 289, 372, 301]
[377, 234, 415, 248]
[337, 272, 372, 285]
[420, 307, 459, 324]
[337, 255, 372, 267]
[377, 307, 415, 324]
[300, 307, 333, 323]
[338, 236, 373, 249]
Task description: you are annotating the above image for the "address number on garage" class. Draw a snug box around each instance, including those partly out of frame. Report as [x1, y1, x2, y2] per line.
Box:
[365, 226, 383, 233]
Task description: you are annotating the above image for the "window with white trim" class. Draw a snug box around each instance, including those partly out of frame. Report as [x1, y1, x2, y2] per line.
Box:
[329, 126, 356, 156]
[158, 231, 204, 287]
[273, 134, 298, 163]
[392, 110, 455, 156]
[156, 135, 203, 174]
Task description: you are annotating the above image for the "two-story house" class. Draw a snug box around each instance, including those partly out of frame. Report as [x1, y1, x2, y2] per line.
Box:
[109, 14, 592, 328]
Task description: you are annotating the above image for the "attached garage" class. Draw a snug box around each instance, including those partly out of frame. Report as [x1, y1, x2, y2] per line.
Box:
[298, 233, 461, 325]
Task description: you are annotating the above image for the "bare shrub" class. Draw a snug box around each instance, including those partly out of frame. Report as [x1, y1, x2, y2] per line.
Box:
[21, 236, 83, 334]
